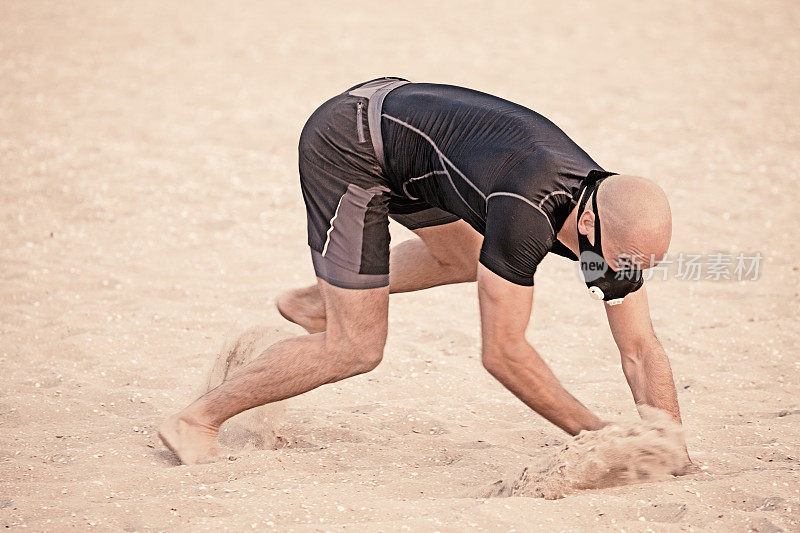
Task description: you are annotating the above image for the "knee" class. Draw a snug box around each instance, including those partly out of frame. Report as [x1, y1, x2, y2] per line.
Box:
[352, 346, 384, 375]
[431, 238, 480, 278]
[327, 338, 385, 379]
[436, 251, 471, 272]
[426, 248, 477, 284]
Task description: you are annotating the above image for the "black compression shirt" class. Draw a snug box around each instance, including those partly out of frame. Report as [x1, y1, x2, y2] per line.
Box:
[381, 83, 607, 286]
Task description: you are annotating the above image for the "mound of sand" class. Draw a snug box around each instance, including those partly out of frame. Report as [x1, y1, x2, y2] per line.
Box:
[474, 407, 687, 499]
[203, 326, 290, 450]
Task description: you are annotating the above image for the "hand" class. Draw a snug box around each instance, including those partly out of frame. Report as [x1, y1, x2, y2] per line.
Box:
[596, 420, 614, 429]
[671, 457, 701, 476]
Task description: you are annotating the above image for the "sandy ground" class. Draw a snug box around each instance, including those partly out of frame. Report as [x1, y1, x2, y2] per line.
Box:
[2, 1, 799, 530]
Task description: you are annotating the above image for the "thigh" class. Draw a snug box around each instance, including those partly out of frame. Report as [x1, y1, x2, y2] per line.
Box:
[306, 183, 391, 289]
[412, 219, 483, 267]
[299, 89, 392, 289]
[318, 278, 389, 351]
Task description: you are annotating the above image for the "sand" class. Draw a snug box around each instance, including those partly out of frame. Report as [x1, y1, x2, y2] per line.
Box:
[473, 407, 688, 500]
[204, 327, 288, 452]
[1, 0, 798, 530]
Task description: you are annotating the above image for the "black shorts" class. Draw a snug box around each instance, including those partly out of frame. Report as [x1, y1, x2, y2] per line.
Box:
[299, 78, 459, 289]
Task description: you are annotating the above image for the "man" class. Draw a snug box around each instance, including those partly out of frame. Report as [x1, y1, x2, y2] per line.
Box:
[160, 78, 695, 471]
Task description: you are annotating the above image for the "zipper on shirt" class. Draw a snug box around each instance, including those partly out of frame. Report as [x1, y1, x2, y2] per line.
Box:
[356, 101, 366, 143]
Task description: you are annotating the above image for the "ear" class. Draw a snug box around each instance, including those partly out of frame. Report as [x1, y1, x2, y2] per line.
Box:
[577, 208, 595, 245]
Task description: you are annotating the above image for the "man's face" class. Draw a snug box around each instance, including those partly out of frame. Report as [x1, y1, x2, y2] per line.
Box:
[602, 237, 648, 272]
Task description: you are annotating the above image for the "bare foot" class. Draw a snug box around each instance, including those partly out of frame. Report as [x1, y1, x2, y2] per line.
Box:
[277, 288, 326, 334]
[159, 413, 221, 465]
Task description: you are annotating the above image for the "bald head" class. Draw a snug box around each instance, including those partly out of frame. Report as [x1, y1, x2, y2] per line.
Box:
[594, 175, 672, 270]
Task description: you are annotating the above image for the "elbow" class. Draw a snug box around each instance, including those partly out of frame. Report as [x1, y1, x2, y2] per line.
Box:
[481, 338, 526, 378]
[481, 350, 504, 377]
[619, 334, 663, 367]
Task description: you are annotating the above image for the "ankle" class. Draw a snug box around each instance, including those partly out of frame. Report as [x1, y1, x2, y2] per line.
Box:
[178, 409, 221, 435]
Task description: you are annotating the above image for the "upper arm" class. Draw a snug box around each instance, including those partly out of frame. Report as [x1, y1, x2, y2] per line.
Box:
[477, 193, 553, 354]
[479, 194, 554, 286]
[604, 283, 660, 355]
[477, 264, 534, 358]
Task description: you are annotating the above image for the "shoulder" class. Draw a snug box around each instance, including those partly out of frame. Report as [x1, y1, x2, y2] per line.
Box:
[491, 149, 578, 227]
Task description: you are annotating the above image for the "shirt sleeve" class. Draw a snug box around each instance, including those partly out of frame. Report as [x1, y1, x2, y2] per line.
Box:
[479, 194, 556, 286]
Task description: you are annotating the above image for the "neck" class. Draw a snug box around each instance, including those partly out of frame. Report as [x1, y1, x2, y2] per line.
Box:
[557, 203, 582, 257]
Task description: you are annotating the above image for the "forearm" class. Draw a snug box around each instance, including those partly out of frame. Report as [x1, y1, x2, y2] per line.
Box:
[484, 341, 604, 435]
[621, 340, 682, 424]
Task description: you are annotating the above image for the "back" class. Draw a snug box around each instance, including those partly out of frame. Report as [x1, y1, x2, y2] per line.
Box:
[380, 82, 607, 285]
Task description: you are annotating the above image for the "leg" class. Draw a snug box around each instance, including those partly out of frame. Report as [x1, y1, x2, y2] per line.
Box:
[160, 279, 389, 464]
[278, 220, 482, 332]
[389, 219, 483, 292]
